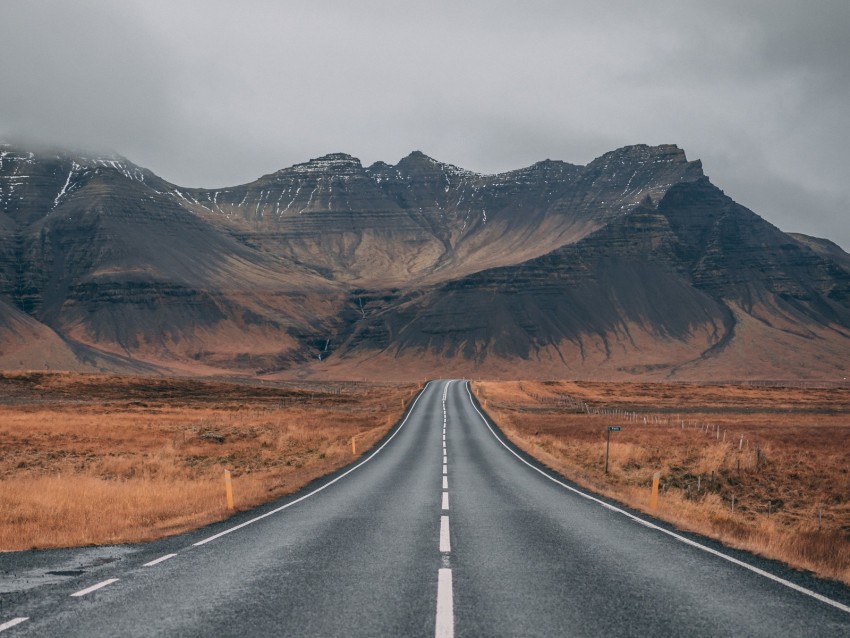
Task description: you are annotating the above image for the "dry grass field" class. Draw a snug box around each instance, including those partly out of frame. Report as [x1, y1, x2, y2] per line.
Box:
[472, 380, 850, 585]
[0, 373, 416, 550]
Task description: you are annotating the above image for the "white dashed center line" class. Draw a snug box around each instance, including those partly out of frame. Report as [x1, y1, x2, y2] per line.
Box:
[0, 618, 28, 632]
[71, 578, 119, 597]
[436, 381, 455, 638]
[435, 568, 454, 638]
[143, 553, 177, 567]
[440, 515, 451, 552]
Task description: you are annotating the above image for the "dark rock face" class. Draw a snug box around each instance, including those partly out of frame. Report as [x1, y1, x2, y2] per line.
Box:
[343, 177, 850, 369]
[180, 144, 706, 285]
[0, 140, 848, 378]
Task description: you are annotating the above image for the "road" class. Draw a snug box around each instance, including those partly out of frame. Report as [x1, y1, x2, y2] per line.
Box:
[2, 379, 850, 636]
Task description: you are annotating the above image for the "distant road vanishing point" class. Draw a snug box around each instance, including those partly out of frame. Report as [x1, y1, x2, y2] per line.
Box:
[2, 380, 850, 636]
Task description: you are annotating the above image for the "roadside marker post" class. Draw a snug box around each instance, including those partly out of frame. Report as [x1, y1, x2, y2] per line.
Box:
[650, 471, 660, 511]
[351, 431, 371, 456]
[224, 469, 234, 510]
[605, 426, 621, 474]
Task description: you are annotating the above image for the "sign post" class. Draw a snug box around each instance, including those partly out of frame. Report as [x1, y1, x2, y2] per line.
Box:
[605, 426, 621, 474]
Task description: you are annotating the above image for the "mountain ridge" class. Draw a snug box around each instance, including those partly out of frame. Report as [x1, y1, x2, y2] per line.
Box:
[1, 140, 848, 380]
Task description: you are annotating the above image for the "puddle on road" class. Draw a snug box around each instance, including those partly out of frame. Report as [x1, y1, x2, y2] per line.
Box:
[0, 546, 133, 593]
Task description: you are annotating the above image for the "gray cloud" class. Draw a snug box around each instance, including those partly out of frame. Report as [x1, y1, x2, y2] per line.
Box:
[1, 0, 848, 248]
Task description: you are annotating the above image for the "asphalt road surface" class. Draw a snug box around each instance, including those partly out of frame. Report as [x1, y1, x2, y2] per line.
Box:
[2, 379, 850, 636]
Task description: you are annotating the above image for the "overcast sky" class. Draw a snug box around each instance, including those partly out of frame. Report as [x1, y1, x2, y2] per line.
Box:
[1, 0, 848, 249]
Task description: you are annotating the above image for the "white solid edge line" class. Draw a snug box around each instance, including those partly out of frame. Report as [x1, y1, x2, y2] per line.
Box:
[0, 618, 28, 632]
[70, 578, 119, 597]
[143, 553, 177, 567]
[435, 568, 454, 638]
[194, 380, 444, 546]
[463, 382, 850, 616]
[442, 491, 450, 510]
[440, 515, 451, 552]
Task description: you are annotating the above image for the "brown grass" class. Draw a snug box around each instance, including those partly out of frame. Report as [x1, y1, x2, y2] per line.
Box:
[473, 380, 850, 585]
[0, 372, 416, 549]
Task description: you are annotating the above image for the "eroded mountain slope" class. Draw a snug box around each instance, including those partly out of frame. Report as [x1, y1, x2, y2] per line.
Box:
[1, 140, 848, 379]
[324, 178, 850, 380]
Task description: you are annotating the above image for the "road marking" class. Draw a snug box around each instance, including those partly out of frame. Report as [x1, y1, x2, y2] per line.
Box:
[143, 553, 177, 567]
[438, 384, 454, 637]
[464, 382, 850, 616]
[194, 381, 436, 546]
[440, 515, 451, 552]
[71, 578, 119, 597]
[435, 568, 454, 638]
[0, 618, 28, 632]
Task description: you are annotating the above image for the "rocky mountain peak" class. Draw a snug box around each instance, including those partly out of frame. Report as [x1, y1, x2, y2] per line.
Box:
[588, 143, 698, 170]
[394, 151, 475, 179]
[402, 150, 435, 163]
[587, 144, 704, 181]
[284, 152, 364, 175]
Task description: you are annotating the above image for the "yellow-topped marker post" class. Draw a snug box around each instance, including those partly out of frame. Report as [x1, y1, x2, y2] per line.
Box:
[650, 471, 661, 512]
[224, 469, 234, 510]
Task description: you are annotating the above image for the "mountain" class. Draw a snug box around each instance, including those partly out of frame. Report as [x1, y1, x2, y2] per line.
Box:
[1, 141, 849, 380]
